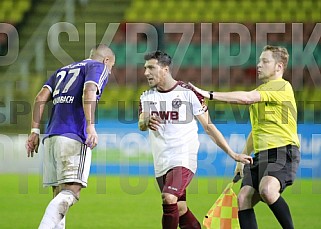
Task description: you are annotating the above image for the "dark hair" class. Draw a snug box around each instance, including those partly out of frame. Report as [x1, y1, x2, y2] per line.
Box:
[263, 45, 289, 70]
[144, 50, 172, 67]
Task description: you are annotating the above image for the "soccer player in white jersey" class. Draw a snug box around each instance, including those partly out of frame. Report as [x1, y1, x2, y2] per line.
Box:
[26, 44, 115, 229]
[138, 50, 253, 229]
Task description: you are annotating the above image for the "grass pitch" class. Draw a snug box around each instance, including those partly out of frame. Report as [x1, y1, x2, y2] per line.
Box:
[0, 174, 320, 229]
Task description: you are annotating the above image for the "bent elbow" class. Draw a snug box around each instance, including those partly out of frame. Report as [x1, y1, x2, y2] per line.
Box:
[241, 92, 260, 104]
[203, 124, 211, 135]
[35, 94, 48, 104]
[242, 98, 256, 105]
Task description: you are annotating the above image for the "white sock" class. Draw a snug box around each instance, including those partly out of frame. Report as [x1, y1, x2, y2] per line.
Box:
[39, 190, 78, 229]
[54, 217, 65, 229]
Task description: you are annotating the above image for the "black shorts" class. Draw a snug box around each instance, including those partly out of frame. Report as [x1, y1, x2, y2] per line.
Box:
[241, 145, 300, 193]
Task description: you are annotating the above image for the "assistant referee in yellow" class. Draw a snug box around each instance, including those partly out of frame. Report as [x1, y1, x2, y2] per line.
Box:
[190, 45, 300, 229]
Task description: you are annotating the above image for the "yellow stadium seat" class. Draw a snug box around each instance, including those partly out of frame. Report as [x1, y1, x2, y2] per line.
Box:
[165, 0, 176, 9]
[126, 11, 137, 22]
[271, 0, 282, 9]
[204, 11, 214, 22]
[0, 13, 5, 22]
[189, 11, 199, 22]
[311, 11, 320, 21]
[8, 10, 23, 23]
[295, 11, 306, 21]
[302, 0, 313, 9]
[124, 0, 320, 23]
[195, 0, 205, 10]
[2, 0, 13, 10]
[17, 0, 31, 11]
[172, 11, 184, 22]
[142, 11, 154, 22]
[149, 0, 161, 9]
[132, 0, 145, 10]
[286, 0, 298, 11]
[240, 0, 252, 11]
[280, 12, 291, 22]
[256, 0, 268, 9]
[208, 1, 221, 10]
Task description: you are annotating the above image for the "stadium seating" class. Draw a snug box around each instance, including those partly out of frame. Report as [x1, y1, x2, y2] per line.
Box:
[0, 0, 31, 24]
[1, 0, 320, 125]
[124, 0, 321, 22]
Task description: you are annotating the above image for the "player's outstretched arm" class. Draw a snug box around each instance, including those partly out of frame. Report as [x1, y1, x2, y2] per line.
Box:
[188, 82, 261, 105]
[196, 111, 253, 164]
[26, 87, 51, 157]
[83, 83, 98, 149]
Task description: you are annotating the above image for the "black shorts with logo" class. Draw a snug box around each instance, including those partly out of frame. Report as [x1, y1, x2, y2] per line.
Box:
[241, 145, 300, 192]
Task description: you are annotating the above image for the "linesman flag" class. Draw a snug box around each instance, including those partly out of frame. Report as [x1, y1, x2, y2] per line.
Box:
[203, 174, 241, 229]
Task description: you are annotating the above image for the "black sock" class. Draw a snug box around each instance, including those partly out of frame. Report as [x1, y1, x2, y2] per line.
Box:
[238, 209, 258, 229]
[269, 196, 294, 229]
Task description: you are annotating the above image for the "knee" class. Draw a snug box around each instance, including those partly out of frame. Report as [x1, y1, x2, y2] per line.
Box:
[259, 186, 278, 204]
[237, 189, 257, 210]
[237, 192, 247, 208]
[55, 190, 79, 216]
[162, 193, 178, 205]
[177, 202, 188, 216]
[238, 189, 253, 205]
[62, 183, 82, 199]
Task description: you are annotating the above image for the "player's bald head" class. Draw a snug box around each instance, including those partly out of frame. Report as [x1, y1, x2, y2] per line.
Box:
[89, 44, 114, 61]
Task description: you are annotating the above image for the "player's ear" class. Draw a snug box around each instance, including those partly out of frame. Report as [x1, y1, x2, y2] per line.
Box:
[277, 62, 283, 71]
[103, 57, 109, 64]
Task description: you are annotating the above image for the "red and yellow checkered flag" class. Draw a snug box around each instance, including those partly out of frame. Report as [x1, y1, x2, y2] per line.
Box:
[203, 175, 241, 229]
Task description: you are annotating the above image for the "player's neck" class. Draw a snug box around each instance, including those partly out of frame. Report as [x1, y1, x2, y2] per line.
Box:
[157, 77, 177, 91]
[264, 74, 283, 83]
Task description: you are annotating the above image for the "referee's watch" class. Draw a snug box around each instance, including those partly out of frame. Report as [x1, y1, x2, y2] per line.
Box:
[209, 91, 214, 100]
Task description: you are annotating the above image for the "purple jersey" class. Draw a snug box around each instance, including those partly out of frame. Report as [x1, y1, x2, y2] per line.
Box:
[43, 59, 109, 143]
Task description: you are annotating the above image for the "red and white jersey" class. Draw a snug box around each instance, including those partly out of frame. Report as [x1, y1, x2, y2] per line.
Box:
[139, 81, 207, 177]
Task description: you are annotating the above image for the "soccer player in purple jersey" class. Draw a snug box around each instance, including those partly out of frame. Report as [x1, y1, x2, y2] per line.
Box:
[26, 44, 115, 229]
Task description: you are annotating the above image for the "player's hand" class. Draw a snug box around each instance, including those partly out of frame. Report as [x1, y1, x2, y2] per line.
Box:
[234, 162, 245, 177]
[234, 153, 253, 165]
[148, 115, 161, 131]
[86, 125, 98, 149]
[188, 82, 211, 99]
[26, 133, 40, 157]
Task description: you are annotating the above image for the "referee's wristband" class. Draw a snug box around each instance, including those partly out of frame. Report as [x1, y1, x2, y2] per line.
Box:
[31, 128, 40, 135]
[209, 91, 214, 100]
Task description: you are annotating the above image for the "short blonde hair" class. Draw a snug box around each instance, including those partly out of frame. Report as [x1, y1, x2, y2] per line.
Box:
[263, 45, 289, 70]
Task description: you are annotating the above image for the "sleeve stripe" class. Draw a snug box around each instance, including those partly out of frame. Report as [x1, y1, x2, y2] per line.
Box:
[98, 65, 108, 92]
[98, 65, 107, 87]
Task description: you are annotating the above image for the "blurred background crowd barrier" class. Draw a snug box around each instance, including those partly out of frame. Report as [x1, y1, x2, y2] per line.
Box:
[0, 0, 320, 177]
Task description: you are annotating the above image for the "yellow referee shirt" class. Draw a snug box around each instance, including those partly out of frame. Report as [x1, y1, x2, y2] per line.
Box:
[249, 78, 300, 153]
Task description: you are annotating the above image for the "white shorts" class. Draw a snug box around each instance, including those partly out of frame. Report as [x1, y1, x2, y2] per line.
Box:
[43, 136, 92, 188]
